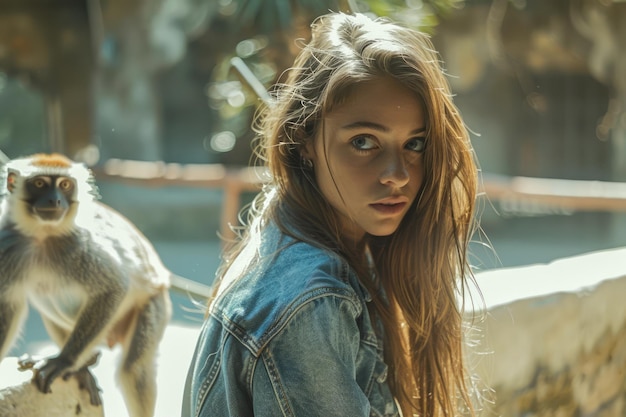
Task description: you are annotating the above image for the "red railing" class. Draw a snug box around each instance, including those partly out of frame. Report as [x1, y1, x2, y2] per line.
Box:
[94, 159, 626, 240]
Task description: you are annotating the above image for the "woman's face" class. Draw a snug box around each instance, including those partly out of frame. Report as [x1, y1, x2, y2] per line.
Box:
[305, 76, 426, 241]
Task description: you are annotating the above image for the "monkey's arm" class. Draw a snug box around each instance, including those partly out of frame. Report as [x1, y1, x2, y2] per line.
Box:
[33, 287, 125, 394]
[0, 295, 28, 361]
[18, 350, 103, 406]
[0, 229, 30, 361]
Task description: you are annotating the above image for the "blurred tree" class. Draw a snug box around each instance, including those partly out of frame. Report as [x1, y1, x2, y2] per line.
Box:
[193, 0, 465, 165]
[425, 0, 626, 187]
[480, 0, 626, 181]
[0, 0, 94, 159]
[0, 0, 464, 163]
[4, 0, 621, 175]
[569, 0, 626, 181]
[0, 0, 217, 162]
[94, 0, 216, 161]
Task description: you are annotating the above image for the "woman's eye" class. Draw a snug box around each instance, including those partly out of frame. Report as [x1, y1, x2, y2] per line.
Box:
[406, 137, 426, 153]
[351, 135, 377, 151]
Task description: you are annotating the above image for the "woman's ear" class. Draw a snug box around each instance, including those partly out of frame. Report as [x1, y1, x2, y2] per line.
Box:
[300, 120, 319, 165]
[300, 141, 314, 160]
[299, 141, 316, 170]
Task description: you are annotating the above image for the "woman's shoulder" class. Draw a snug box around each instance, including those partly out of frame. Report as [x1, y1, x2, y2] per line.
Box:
[216, 235, 363, 314]
[211, 233, 368, 354]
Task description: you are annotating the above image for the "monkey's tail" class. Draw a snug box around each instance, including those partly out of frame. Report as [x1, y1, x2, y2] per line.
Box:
[170, 274, 212, 300]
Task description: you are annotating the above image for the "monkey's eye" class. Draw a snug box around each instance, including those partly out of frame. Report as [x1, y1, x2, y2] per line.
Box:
[33, 179, 46, 188]
[59, 179, 73, 190]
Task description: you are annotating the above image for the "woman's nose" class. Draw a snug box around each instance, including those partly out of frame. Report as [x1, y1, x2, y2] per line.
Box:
[379, 151, 410, 187]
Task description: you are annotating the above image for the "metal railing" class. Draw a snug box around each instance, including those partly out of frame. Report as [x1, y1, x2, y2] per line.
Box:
[95, 159, 626, 234]
[481, 173, 626, 214]
[88, 159, 626, 299]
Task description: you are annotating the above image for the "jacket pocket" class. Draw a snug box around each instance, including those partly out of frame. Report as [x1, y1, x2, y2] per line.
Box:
[358, 345, 399, 417]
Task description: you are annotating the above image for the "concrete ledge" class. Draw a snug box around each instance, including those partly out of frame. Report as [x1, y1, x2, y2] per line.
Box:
[2, 248, 625, 416]
[0, 325, 202, 417]
[471, 247, 626, 416]
[0, 357, 103, 417]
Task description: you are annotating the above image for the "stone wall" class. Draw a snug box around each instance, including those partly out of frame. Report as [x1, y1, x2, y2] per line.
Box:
[470, 247, 626, 416]
[0, 358, 103, 417]
[1, 248, 625, 416]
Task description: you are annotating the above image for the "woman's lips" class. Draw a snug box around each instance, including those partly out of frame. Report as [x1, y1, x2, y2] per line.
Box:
[369, 201, 407, 215]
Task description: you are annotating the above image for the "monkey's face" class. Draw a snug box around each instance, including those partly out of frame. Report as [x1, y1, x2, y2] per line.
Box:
[2, 154, 96, 238]
[22, 175, 76, 222]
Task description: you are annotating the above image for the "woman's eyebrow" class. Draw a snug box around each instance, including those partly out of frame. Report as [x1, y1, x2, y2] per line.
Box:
[341, 121, 426, 135]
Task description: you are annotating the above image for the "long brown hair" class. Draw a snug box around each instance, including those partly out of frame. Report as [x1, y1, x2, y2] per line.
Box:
[213, 12, 480, 416]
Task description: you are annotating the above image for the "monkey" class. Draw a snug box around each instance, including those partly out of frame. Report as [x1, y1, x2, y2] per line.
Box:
[0, 153, 172, 417]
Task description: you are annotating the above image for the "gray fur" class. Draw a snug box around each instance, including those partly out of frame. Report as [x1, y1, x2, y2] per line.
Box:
[0, 155, 172, 417]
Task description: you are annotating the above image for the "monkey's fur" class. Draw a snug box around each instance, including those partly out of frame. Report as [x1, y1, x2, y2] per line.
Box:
[0, 153, 172, 417]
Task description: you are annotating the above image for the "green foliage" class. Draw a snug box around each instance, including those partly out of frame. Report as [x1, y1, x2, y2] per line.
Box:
[221, 0, 465, 34]
[355, 0, 466, 31]
[224, 0, 338, 34]
[206, 0, 466, 159]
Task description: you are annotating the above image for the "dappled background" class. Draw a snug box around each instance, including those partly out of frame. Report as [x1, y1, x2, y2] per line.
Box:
[1, 0, 625, 351]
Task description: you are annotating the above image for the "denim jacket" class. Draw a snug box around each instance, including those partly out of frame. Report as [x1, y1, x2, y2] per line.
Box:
[182, 223, 400, 417]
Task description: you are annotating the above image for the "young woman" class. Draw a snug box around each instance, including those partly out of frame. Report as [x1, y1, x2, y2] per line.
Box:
[183, 12, 480, 417]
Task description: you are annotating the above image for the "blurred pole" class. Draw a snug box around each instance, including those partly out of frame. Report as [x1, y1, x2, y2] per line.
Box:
[612, 94, 626, 246]
[230, 57, 271, 105]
